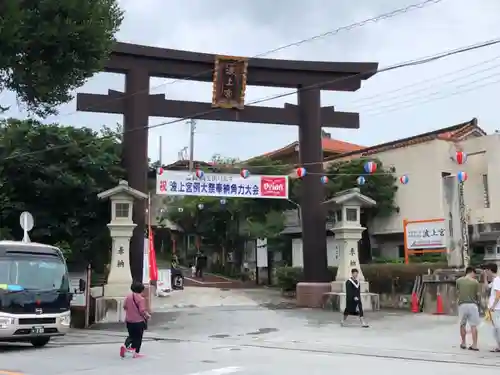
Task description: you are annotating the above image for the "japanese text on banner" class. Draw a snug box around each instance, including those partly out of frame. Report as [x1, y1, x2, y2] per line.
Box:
[156, 171, 288, 199]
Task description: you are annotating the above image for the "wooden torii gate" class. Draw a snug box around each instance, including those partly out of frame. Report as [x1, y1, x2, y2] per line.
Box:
[76, 42, 378, 287]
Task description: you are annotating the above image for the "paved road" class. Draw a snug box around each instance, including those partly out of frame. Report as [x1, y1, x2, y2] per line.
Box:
[2, 288, 500, 375]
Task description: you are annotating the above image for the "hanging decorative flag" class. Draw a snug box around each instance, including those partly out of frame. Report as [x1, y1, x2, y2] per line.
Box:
[356, 176, 366, 185]
[240, 169, 250, 178]
[296, 167, 306, 178]
[158, 167, 164, 175]
[399, 175, 409, 185]
[195, 169, 204, 178]
[148, 225, 158, 282]
[457, 171, 468, 183]
[363, 161, 377, 174]
[320, 176, 329, 184]
[455, 151, 467, 165]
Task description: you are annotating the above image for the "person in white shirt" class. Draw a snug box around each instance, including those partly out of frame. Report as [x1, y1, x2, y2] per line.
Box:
[485, 263, 500, 352]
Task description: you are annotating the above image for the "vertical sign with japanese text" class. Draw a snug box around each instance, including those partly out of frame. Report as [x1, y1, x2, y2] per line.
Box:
[116, 246, 125, 268]
[211, 55, 248, 109]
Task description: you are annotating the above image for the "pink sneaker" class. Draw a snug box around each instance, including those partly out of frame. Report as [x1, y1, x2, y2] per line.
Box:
[119, 345, 126, 358]
[133, 353, 145, 359]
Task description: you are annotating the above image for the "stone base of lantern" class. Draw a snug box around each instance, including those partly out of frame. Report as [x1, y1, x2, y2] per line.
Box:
[322, 280, 379, 312]
[296, 282, 332, 308]
[95, 296, 126, 323]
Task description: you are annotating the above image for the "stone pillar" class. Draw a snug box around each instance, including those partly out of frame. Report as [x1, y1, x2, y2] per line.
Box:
[442, 175, 462, 267]
[104, 224, 136, 297]
[333, 230, 365, 282]
[330, 226, 370, 296]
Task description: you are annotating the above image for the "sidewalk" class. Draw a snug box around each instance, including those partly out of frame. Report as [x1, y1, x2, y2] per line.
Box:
[152, 287, 280, 311]
[56, 311, 500, 364]
[58, 286, 500, 362]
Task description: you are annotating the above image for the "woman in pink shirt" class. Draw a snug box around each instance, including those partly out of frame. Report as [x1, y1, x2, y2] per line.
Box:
[120, 281, 151, 358]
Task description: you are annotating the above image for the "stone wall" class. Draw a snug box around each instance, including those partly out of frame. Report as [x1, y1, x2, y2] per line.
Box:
[378, 292, 412, 309]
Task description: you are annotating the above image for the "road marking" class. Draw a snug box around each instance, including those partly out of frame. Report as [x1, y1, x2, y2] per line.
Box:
[187, 366, 243, 375]
[185, 277, 232, 285]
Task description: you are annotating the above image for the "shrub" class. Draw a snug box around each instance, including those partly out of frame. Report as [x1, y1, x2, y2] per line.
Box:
[275, 266, 304, 291]
[275, 263, 447, 294]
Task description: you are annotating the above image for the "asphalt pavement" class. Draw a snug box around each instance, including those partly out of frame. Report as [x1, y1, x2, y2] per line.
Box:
[2, 288, 500, 375]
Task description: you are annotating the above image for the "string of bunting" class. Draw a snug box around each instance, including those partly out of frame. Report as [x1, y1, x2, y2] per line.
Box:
[163, 149, 469, 173]
[294, 151, 468, 185]
[158, 150, 469, 188]
[159, 150, 468, 214]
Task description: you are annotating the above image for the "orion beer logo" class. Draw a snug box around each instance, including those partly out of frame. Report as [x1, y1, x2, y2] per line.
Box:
[260, 177, 287, 197]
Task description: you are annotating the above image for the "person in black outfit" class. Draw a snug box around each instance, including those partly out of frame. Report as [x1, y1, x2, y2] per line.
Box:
[195, 250, 207, 279]
[341, 268, 369, 327]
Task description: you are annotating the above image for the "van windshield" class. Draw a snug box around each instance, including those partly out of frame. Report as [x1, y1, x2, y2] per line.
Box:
[0, 256, 69, 292]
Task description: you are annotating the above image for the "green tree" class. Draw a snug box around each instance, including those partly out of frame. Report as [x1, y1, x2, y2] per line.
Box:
[323, 158, 398, 216]
[291, 158, 397, 215]
[0, 0, 123, 116]
[0, 118, 125, 269]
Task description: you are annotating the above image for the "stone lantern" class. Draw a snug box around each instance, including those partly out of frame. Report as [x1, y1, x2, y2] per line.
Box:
[97, 180, 148, 298]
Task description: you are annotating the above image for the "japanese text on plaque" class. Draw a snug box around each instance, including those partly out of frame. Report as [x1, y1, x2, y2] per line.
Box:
[212, 56, 248, 109]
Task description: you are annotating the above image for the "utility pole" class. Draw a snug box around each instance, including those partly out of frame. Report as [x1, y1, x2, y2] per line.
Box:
[178, 147, 188, 161]
[187, 119, 196, 171]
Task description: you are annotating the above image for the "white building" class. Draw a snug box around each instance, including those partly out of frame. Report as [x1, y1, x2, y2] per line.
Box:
[324, 117, 499, 259]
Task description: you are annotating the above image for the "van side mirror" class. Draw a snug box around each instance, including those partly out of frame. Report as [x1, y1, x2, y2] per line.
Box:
[78, 279, 86, 292]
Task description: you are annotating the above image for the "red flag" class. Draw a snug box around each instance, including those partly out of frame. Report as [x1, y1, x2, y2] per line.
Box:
[148, 225, 158, 282]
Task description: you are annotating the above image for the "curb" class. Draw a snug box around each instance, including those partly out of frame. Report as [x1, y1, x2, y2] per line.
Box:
[52, 330, 184, 345]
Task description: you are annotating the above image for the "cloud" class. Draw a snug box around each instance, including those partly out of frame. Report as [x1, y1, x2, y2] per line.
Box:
[5, 0, 500, 163]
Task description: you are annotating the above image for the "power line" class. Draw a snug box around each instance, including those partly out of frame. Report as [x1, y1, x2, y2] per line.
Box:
[142, 37, 500, 133]
[352, 54, 500, 108]
[51, 0, 444, 119]
[357, 61, 500, 113]
[366, 71, 500, 116]
[174, 53, 500, 139]
[3, 36, 500, 164]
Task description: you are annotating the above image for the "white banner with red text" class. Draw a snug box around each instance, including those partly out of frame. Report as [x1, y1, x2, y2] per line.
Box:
[156, 170, 289, 199]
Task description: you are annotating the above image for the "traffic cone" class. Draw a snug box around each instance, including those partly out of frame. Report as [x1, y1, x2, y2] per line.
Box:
[411, 292, 419, 313]
[433, 293, 445, 315]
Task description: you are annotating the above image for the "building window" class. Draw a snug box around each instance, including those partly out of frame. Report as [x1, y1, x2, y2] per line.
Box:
[334, 210, 342, 223]
[482, 174, 490, 208]
[346, 208, 358, 222]
[115, 203, 130, 218]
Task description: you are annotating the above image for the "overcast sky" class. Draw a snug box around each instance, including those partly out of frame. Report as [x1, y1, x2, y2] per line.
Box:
[3, 0, 500, 163]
